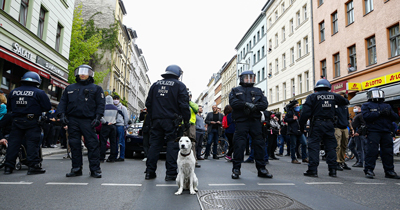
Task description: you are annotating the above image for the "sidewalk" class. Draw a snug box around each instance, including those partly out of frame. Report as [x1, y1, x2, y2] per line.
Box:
[41, 144, 68, 157]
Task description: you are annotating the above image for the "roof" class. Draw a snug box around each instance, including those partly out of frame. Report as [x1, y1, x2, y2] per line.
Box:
[119, 0, 127, 15]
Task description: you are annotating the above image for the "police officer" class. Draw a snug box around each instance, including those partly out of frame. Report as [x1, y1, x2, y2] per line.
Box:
[361, 88, 400, 179]
[145, 65, 190, 181]
[299, 79, 349, 177]
[57, 64, 105, 178]
[4, 72, 51, 175]
[229, 71, 272, 179]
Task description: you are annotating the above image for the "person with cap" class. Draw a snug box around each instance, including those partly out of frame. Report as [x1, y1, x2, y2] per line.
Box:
[112, 94, 129, 161]
[4, 71, 51, 175]
[144, 64, 190, 181]
[299, 79, 349, 178]
[229, 70, 272, 179]
[361, 87, 400, 179]
[57, 64, 105, 178]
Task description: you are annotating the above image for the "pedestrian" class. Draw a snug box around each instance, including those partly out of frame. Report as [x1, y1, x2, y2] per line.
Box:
[204, 105, 223, 159]
[268, 112, 280, 160]
[139, 108, 150, 162]
[285, 99, 308, 164]
[4, 72, 51, 175]
[51, 106, 62, 148]
[229, 70, 272, 179]
[57, 64, 105, 178]
[144, 65, 190, 181]
[299, 79, 349, 177]
[99, 95, 118, 163]
[280, 113, 290, 156]
[113, 95, 129, 162]
[181, 90, 200, 167]
[361, 88, 400, 179]
[42, 107, 54, 148]
[223, 105, 235, 161]
[334, 93, 353, 170]
[195, 105, 206, 160]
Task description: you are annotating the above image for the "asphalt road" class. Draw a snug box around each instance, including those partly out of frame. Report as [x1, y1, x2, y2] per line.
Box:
[1, 152, 399, 210]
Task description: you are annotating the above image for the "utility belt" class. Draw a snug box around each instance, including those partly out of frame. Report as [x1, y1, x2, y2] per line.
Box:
[15, 114, 40, 120]
[314, 118, 333, 122]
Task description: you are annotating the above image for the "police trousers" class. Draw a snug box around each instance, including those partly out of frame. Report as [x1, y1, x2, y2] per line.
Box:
[5, 116, 42, 168]
[364, 132, 394, 173]
[308, 120, 337, 171]
[232, 119, 266, 170]
[146, 119, 179, 176]
[68, 117, 100, 172]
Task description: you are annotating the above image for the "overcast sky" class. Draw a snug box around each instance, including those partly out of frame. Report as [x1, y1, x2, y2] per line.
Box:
[123, 0, 267, 99]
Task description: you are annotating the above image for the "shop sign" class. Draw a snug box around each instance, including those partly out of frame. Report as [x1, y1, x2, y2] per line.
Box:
[36, 56, 68, 80]
[12, 43, 32, 60]
[386, 71, 400, 85]
[361, 76, 386, 90]
[51, 79, 67, 89]
[331, 81, 347, 92]
[347, 83, 362, 91]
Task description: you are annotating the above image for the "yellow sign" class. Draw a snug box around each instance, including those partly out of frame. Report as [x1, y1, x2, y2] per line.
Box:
[362, 76, 386, 90]
[347, 83, 362, 91]
[386, 71, 400, 84]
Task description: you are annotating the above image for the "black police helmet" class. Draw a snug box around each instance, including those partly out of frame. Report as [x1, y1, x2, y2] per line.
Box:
[239, 71, 256, 87]
[74, 64, 94, 78]
[366, 87, 385, 102]
[314, 79, 331, 91]
[21, 71, 41, 85]
[162, 65, 182, 78]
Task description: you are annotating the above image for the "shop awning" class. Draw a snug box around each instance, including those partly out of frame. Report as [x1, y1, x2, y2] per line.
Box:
[51, 76, 69, 89]
[350, 83, 400, 105]
[0, 47, 50, 79]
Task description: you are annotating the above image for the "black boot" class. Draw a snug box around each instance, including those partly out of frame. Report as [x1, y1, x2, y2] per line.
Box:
[303, 170, 318, 177]
[145, 171, 156, 180]
[385, 171, 400, 179]
[4, 166, 13, 175]
[66, 167, 83, 177]
[364, 169, 375, 179]
[90, 170, 102, 178]
[329, 168, 337, 177]
[341, 163, 351, 170]
[27, 164, 46, 175]
[258, 168, 273, 178]
[231, 169, 241, 179]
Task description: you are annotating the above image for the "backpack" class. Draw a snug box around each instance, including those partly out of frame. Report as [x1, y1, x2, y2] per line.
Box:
[222, 115, 229, 129]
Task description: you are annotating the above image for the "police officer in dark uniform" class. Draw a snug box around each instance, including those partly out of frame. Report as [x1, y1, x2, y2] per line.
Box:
[229, 71, 272, 179]
[4, 72, 51, 175]
[145, 65, 190, 181]
[57, 64, 105, 178]
[299, 79, 349, 177]
[361, 87, 400, 179]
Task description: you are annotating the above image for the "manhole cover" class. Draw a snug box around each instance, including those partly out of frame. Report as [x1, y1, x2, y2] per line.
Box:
[197, 190, 311, 210]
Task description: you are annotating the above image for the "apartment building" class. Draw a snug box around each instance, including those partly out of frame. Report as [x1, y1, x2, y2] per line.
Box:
[220, 55, 237, 110]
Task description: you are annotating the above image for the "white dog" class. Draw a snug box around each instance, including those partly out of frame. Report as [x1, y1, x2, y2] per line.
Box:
[175, 136, 198, 195]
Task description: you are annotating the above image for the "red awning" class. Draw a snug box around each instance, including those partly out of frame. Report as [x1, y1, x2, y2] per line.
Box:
[0, 46, 50, 79]
[51, 76, 69, 89]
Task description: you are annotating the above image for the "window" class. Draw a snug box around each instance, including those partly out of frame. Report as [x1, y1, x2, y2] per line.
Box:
[283, 83, 287, 100]
[269, 89, 273, 103]
[320, 21, 325, 42]
[257, 31, 260, 41]
[19, 0, 29, 26]
[253, 54, 256, 65]
[319, 0, 324, 6]
[253, 36, 256, 45]
[282, 2, 285, 12]
[296, 11, 300, 26]
[303, 5, 307, 19]
[291, 78, 295, 96]
[348, 45, 357, 71]
[257, 71, 260, 83]
[297, 42, 301, 58]
[269, 40, 272, 49]
[367, 36, 376, 65]
[347, 1, 354, 25]
[282, 54, 286, 68]
[334, 53, 340, 77]
[276, 86, 279, 102]
[262, 26, 265, 35]
[321, 60, 326, 78]
[298, 75, 303, 94]
[269, 18, 272, 27]
[332, 12, 338, 34]
[275, 59, 278, 73]
[257, 50, 260, 61]
[262, 46, 265, 57]
[1, 0, 5, 10]
[290, 47, 294, 63]
[364, 0, 373, 14]
[389, 24, 400, 57]
[290, 19, 294, 33]
[282, 27, 285, 40]
[269, 63, 272, 73]
[304, 37, 309, 54]
[275, 33, 278, 46]
[262, 67, 265, 79]
[275, 10, 278, 20]
[55, 24, 63, 52]
[305, 71, 309, 92]
[37, 7, 46, 39]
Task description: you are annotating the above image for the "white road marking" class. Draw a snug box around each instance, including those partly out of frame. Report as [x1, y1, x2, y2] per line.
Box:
[305, 182, 343, 185]
[101, 183, 142, 187]
[156, 184, 178, 187]
[258, 183, 295, 186]
[46, 182, 88, 186]
[354, 183, 386, 185]
[396, 183, 400, 185]
[0, 181, 32, 185]
[208, 183, 246, 186]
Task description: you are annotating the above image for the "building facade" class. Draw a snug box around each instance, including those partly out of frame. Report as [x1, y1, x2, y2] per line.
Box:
[220, 55, 237, 110]
[0, 0, 74, 104]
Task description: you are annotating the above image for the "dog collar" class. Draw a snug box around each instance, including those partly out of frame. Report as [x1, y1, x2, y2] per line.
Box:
[180, 150, 191, 157]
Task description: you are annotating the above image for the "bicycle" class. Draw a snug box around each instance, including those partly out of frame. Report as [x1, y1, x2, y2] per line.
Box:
[200, 135, 229, 158]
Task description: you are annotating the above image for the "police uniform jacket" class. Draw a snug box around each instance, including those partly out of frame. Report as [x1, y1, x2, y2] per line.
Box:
[361, 101, 399, 133]
[299, 90, 349, 128]
[229, 86, 268, 122]
[145, 77, 190, 123]
[57, 82, 105, 119]
[7, 85, 51, 117]
[334, 104, 349, 129]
